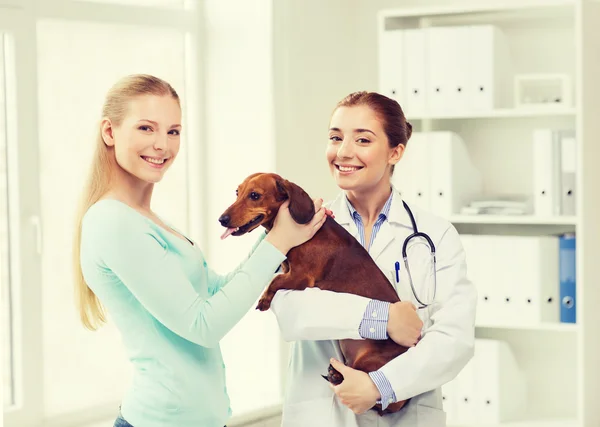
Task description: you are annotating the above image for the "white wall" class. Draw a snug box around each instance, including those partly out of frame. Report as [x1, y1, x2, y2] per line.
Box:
[272, 0, 365, 202]
[203, 0, 283, 418]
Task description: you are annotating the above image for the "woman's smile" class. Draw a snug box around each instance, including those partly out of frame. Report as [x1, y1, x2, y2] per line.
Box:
[335, 163, 364, 175]
[141, 155, 169, 169]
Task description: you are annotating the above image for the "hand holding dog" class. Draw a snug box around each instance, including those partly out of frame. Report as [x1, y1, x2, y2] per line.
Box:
[266, 198, 327, 255]
[387, 301, 423, 347]
[329, 358, 380, 415]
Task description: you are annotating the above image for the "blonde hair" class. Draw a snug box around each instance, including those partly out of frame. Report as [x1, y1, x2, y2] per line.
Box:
[73, 74, 180, 330]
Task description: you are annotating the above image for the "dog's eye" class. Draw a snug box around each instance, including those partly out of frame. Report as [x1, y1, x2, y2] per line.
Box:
[249, 192, 261, 201]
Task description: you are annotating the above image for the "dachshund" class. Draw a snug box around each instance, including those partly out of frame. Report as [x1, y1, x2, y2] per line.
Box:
[218, 172, 410, 415]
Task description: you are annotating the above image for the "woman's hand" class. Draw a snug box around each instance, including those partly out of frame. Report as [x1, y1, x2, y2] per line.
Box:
[387, 301, 423, 347]
[329, 358, 380, 414]
[266, 198, 327, 255]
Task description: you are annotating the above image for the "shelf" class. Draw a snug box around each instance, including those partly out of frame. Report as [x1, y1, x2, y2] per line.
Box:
[409, 107, 576, 120]
[476, 323, 578, 333]
[449, 215, 577, 226]
[379, 0, 575, 19]
[449, 419, 578, 427]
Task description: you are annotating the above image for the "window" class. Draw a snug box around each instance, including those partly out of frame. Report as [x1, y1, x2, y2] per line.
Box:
[77, 0, 187, 7]
[1, 1, 282, 425]
[36, 18, 190, 416]
[0, 30, 15, 411]
[204, 0, 282, 417]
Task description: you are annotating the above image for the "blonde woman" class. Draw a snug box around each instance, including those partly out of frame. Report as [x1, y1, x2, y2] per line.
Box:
[73, 74, 327, 427]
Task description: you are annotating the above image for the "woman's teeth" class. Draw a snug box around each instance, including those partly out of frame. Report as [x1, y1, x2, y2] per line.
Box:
[337, 165, 361, 172]
[143, 156, 166, 165]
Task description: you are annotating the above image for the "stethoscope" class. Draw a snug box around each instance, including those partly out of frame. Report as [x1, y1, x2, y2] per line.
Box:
[401, 200, 437, 309]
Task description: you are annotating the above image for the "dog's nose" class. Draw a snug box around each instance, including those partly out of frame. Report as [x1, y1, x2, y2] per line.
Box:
[218, 215, 230, 226]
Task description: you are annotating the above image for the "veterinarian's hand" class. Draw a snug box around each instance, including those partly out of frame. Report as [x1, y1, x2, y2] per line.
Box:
[266, 199, 327, 254]
[387, 301, 423, 347]
[329, 358, 380, 415]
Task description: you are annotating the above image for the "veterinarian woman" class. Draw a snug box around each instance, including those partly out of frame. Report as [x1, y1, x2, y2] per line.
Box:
[270, 91, 477, 426]
[73, 74, 327, 427]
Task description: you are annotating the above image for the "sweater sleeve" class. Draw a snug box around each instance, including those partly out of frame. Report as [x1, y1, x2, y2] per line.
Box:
[206, 231, 269, 296]
[82, 203, 285, 348]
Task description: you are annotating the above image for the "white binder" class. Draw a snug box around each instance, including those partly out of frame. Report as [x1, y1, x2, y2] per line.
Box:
[403, 28, 427, 116]
[441, 379, 459, 425]
[513, 236, 560, 324]
[532, 129, 562, 216]
[474, 339, 527, 424]
[453, 356, 478, 424]
[378, 29, 405, 103]
[425, 26, 455, 113]
[460, 234, 560, 326]
[460, 235, 504, 325]
[466, 25, 512, 110]
[429, 131, 482, 218]
[560, 130, 577, 216]
[392, 132, 431, 211]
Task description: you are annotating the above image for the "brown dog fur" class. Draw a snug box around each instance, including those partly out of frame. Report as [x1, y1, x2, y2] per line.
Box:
[219, 172, 410, 415]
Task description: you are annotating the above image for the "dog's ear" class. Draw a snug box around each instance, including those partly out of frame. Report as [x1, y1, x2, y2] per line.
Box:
[276, 179, 315, 224]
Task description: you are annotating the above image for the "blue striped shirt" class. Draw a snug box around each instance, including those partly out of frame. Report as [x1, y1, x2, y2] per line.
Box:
[345, 192, 398, 410]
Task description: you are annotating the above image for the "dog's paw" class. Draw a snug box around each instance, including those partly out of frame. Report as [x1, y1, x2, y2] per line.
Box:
[256, 297, 272, 311]
[327, 364, 344, 385]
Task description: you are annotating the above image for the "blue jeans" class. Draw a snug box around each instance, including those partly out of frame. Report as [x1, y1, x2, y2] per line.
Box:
[113, 413, 133, 427]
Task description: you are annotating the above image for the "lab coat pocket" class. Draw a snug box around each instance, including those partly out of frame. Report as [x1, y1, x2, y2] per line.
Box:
[416, 403, 446, 427]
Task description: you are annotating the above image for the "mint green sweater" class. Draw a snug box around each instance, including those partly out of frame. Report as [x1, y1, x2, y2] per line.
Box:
[80, 199, 285, 427]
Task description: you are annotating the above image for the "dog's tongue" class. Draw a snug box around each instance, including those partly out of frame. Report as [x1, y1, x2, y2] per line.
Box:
[220, 228, 237, 240]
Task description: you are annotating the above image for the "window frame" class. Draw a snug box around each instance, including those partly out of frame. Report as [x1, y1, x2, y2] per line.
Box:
[0, 1, 206, 426]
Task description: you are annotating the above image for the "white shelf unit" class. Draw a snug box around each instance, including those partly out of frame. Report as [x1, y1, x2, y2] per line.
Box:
[411, 106, 577, 120]
[378, 1, 600, 427]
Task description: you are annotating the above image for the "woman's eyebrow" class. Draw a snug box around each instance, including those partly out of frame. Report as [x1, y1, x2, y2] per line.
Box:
[354, 128, 376, 136]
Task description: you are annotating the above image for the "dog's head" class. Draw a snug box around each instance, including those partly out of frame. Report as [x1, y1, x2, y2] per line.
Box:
[218, 172, 315, 239]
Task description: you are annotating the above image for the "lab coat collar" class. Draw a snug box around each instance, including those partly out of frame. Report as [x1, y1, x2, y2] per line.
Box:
[330, 186, 414, 229]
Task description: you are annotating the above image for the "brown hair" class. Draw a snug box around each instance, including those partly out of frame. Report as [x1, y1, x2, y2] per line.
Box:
[333, 91, 412, 173]
[334, 91, 412, 147]
[73, 74, 180, 331]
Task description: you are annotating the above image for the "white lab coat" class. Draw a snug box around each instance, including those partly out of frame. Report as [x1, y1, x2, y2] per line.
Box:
[270, 188, 477, 427]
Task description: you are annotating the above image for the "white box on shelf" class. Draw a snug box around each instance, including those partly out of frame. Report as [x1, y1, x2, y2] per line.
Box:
[515, 73, 573, 109]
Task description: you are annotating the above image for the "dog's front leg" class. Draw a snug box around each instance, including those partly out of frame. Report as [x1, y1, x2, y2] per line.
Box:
[256, 272, 312, 311]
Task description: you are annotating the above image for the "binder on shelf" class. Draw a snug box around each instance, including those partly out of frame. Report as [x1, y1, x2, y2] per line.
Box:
[460, 234, 560, 326]
[426, 26, 468, 112]
[512, 235, 560, 325]
[392, 131, 481, 218]
[443, 339, 526, 425]
[393, 131, 431, 211]
[378, 29, 404, 103]
[465, 25, 512, 111]
[532, 128, 577, 217]
[403, 28, 427, 116]
[532, 129, 562, 216]
[473, 339, 526, 424]
[452, 353, 478, 425]
[560, 131, 577, 216]
[379, 24, 512, 115]
[559, 234, 576, 324]
[429, 132, 482, 218]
